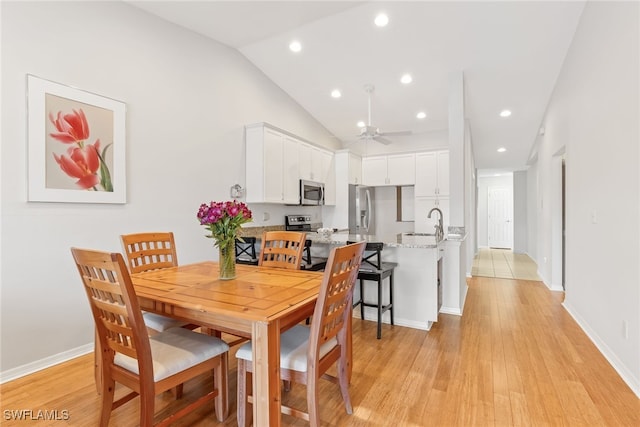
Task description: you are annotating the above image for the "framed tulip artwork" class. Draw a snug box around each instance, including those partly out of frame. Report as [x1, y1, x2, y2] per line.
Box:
[27, 75, 126, 203]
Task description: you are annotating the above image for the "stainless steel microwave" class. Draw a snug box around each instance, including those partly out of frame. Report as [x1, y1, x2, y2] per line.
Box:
[300, 179, 324, 206]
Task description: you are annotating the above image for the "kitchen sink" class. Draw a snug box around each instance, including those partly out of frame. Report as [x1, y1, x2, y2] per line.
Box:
[402, 232, 437, 237]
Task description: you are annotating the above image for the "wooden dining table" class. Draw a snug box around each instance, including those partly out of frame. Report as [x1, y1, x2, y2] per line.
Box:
[129, 261, 347, 426]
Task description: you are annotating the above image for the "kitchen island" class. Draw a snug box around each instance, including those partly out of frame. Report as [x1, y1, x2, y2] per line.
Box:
[307, 232, 444, 331]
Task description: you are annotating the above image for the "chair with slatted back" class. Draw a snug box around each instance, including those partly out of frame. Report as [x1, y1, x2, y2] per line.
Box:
[236, 241, 366, 427]
[121, 232, 195, 333]
[258, 231, 306, 270]
[349, 242, 398, 339]
[71, 248, 230, 427]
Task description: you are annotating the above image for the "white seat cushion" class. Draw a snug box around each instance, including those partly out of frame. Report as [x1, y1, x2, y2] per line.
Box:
[142, 311, 188, 332]
[236, 325, 337, 373]
[114, 327, 229, 381]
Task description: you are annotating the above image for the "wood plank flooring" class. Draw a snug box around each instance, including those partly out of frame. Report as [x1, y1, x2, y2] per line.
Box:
[472, 248, 541, 280]
[1, 276, 638, 426]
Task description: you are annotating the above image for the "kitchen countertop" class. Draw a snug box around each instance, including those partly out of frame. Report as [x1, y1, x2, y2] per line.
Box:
[306, 231, 443, 249]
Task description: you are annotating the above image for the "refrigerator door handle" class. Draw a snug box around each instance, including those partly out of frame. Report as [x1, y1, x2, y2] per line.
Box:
[364, 189, 371, 230]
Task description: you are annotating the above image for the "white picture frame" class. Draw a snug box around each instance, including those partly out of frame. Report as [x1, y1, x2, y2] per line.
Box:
[27, 75, 126, 204]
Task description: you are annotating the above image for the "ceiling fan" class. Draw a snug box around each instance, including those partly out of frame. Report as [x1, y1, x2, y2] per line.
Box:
[358, 84, 412, 145]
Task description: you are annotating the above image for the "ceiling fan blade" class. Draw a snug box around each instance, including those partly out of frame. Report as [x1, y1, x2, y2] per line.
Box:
[379, 130, 413, 136]
[373, 135, 393, 145]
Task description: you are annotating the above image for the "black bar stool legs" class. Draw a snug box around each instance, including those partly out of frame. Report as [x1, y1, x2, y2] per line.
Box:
[350, 242, 397, 339]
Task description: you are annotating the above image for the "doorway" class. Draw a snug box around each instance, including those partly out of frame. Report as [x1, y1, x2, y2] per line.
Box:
[488, 186, 513, 249]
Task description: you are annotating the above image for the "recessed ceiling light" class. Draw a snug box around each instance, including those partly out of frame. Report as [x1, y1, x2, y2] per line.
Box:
[289, 40, 302, 53]
[357, 121, 366, 128]
[499, 109, 512, 117]
[416, 111, 427, 119]
[374, 13, 389, 27]
[400, 74, 413, 84]
[497, 147, 507, 153]
[331, 89, 342, 98]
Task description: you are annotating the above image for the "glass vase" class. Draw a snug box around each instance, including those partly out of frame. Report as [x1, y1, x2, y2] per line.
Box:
[218, 244, 236, 280]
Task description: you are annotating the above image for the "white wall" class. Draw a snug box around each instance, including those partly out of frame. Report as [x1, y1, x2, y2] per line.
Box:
[513, 171, 528, 254]
[0, 1, 337, 376]
[530, 1, 639, 395]
[476, 174, 513, 248]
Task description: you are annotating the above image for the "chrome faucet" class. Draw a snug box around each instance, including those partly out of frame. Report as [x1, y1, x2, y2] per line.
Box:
[427, 207, 444, 241]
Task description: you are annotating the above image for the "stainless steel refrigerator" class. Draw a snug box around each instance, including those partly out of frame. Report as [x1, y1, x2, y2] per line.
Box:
[348, 185, 375, 235]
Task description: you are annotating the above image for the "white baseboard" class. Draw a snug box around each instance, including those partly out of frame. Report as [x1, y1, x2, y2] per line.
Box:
[0, 343, 93, 384]
[351, 309, 432, 331]
[562, 302, 640, 398]
[548, 282, 564, 292]
[440, 306, 462, 316]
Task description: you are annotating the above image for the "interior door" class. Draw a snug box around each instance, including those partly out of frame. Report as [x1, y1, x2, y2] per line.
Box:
[488, 186, 513, 249]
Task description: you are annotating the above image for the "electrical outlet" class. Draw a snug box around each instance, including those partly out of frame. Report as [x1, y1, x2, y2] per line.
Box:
[622, 320, 628, 339]
[262, 212, 270, 221]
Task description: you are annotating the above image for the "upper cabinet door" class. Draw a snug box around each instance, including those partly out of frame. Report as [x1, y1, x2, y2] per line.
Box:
[415, 150, 449, 197]
[263, 129, 284, 203]
[386, 153, 415, 186]
[283, 137, 300, 204]
[298, 143, 313, 181]
[437, 151, 449, 196]
[363, 154, 415, 186]
[348, 153, 362, 185]
[362, 156, 388, 186]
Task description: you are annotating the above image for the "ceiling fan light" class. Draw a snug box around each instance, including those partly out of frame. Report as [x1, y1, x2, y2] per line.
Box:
[357, 121, 366, 128]
[416, 111, 427, 119]
[374, 13, 389, 27]
[400, 74, 413, 84]
[289, 40, 302, 53]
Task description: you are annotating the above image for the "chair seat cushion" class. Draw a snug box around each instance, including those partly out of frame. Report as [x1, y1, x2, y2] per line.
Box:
[115, 327, 229, 381]
[235, 325, 337, 372]
[142, 311, 188, 332]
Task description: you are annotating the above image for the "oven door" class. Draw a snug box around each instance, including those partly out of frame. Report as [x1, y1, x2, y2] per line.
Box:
[300, 180, 324, 206]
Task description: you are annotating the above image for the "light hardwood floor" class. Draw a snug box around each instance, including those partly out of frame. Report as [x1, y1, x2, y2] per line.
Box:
[1, 277, 638, 426]
[472, 248, 541, 280]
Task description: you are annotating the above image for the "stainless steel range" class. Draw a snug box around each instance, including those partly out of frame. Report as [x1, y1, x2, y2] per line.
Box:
[284, 215, 327, 271]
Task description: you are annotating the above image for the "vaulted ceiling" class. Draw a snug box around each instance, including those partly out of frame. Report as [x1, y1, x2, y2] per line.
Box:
[128, 1, 585, 172]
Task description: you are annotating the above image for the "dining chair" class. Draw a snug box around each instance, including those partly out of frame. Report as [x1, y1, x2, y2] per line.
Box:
[236, 241, 366, 427]
[258, 231, 307, 270]
[349, 242, 398, 339]
[235, 237, 259, 265]
[121, 232, 196, 333]
[71, 248, 230, 426]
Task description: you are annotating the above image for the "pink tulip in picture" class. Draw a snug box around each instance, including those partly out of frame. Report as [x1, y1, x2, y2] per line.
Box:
[27, 75, 126, 204]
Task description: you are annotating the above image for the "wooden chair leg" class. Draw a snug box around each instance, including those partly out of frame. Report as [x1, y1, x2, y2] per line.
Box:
[99, 378, 115, 427]
[237, 359, 252, 427]
[139, 386, 155, 427]
[337, 351, 353, 414]
[307, 376, 321, 427]
[214, 352, 229, 422]
[175, 384, 183, 399]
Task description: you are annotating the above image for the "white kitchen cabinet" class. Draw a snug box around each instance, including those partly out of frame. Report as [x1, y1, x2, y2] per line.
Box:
[362, 153, 415, 186]
[414, 197, 450, 234]
[245, 124, 299, 204]
[415, 151, 449, 197]
[322, 151, 336, 205]
[300, 143, 330, 183]
[348, 153, 362, 185]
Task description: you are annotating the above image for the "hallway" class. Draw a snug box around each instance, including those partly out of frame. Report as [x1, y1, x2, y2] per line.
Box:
[472, 248, 541, 281]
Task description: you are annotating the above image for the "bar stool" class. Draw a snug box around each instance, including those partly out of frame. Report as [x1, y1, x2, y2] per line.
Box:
[350, 242, 397, 339]
[235, 237, 259, 265]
